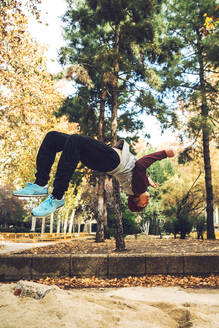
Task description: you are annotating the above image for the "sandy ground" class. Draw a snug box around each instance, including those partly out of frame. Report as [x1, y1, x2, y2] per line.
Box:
[1, 283, 219, 328]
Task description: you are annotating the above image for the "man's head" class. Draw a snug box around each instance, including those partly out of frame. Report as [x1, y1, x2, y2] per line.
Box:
[128, 192, 150, 212]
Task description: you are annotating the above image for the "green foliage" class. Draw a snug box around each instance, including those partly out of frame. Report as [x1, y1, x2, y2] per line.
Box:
[87, 0, 155, 25]
[164, 206, 194, 239]
[158, 0, 218, 239]
[194, 215, 207, 238]
[57, 0, 178, 200]
[0, 185, 27, 229]
[161, 167, 206, 238]
[122, 213, 140, 236]
[202, 6, 219, 67]
[159, 0, 218, 129]
[163, 217, 178, 236]
[58, 0, 178, 140]
[178, 147, 194, 164]
[56, 91, 98, 137]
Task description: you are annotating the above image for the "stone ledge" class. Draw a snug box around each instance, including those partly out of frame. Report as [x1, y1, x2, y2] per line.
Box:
[109, 254, 145, 277]
[146, 255, 184, 275]
[32, 254, 71, 279]
[0, 255, 32, 281]
[0, 254, 219, 281]
[184, 254, 219, 274]
[71, 254, 108, 277]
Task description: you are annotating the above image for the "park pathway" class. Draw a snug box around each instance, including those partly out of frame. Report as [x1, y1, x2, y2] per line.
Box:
[0, 241, 58, 254]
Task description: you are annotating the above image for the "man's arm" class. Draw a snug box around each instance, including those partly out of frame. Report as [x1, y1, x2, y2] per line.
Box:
[136, 150, 175, 169]
[136, 150, 167, 169]
[132, 149, 175, 195]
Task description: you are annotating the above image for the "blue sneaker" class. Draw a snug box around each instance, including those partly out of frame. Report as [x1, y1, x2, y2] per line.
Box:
[13, 183, 48, 197]
[31, 194, 65, 217]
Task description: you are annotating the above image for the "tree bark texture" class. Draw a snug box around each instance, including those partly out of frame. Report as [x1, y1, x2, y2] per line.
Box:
[111, 24, 125, 250]
[96, 88, 107, 242]
[96, 173, 105, 242]
[202, 129, 215, 239]
[112, 177, 126, 250]
[196, 28, 215, 239]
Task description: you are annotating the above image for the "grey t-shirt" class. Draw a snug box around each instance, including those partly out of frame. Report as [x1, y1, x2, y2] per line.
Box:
[107, 140, 136, 195]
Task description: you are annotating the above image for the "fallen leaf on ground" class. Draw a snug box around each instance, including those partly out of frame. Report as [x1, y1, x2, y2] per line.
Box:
[34, 274, 219, 289]
[16, 236, 219, 255]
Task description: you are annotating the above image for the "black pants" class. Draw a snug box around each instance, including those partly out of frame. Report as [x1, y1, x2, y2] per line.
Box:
[35, 131, 120, 199]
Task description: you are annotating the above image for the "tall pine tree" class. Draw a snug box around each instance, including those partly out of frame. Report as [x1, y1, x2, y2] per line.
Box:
[58, 0, 176, 249]
[160, 0, 218, 239]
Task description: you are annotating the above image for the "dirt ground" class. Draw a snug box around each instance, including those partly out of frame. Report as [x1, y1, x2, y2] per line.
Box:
[1, 283, 219, 328]
[16, 235, 219, 255]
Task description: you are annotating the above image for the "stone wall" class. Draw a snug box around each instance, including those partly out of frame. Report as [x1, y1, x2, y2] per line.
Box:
[0, 253, 219, 281]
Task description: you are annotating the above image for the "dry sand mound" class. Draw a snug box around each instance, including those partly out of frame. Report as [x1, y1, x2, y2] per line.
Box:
[0, 283, 219, 328]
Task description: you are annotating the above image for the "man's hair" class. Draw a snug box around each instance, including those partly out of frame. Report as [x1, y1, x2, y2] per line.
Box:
[128, 195, 144, 212]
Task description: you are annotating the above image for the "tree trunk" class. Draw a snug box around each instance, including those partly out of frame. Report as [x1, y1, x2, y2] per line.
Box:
[68, 209, 75, 233]
[41, 217, 45, 233]
[202, 129, 215, 239]
[56, 213, 61, 233]
[215, 205, 218, 226]
[111, 24, 125, 251]
[99, 88, 106, 142]
[77, 218, 81, 233]
[196, 28, 215, 239]
[96, 88, 107, 242]
[50, 213, 54, 233]
[104, 189, 110, 239]
[63, 217, 68, 234]
[112, 178, 126, 250]
[96, 173, 105, 242]
[61, 217, 64, 232]
[180, 232, 186, 239]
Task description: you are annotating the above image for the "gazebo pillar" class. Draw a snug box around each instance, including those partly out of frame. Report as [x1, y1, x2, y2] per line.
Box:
[31, 216, 36, 232]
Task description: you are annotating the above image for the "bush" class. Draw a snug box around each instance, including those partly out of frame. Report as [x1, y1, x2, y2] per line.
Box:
[163, 206, 194, 239]
[0, 225, 30, 233]
[194, 216, 207, 239]
[0, 184, 27, 230]
[122, 212, 140, 236]
[176, 208, 194, 239]
[164, 217, 178, 237]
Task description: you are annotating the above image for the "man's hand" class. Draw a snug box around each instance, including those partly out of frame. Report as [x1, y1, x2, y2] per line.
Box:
[148, 176, 158, 189]
[165, 149, 175, 158]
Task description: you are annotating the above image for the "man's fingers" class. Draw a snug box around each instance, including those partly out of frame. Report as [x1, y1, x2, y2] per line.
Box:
[165, 149, 175, 158]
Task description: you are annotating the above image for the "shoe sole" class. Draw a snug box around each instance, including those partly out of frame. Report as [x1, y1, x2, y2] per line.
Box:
[31, 203, 65, 217]
[13, 193, 48, 198]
